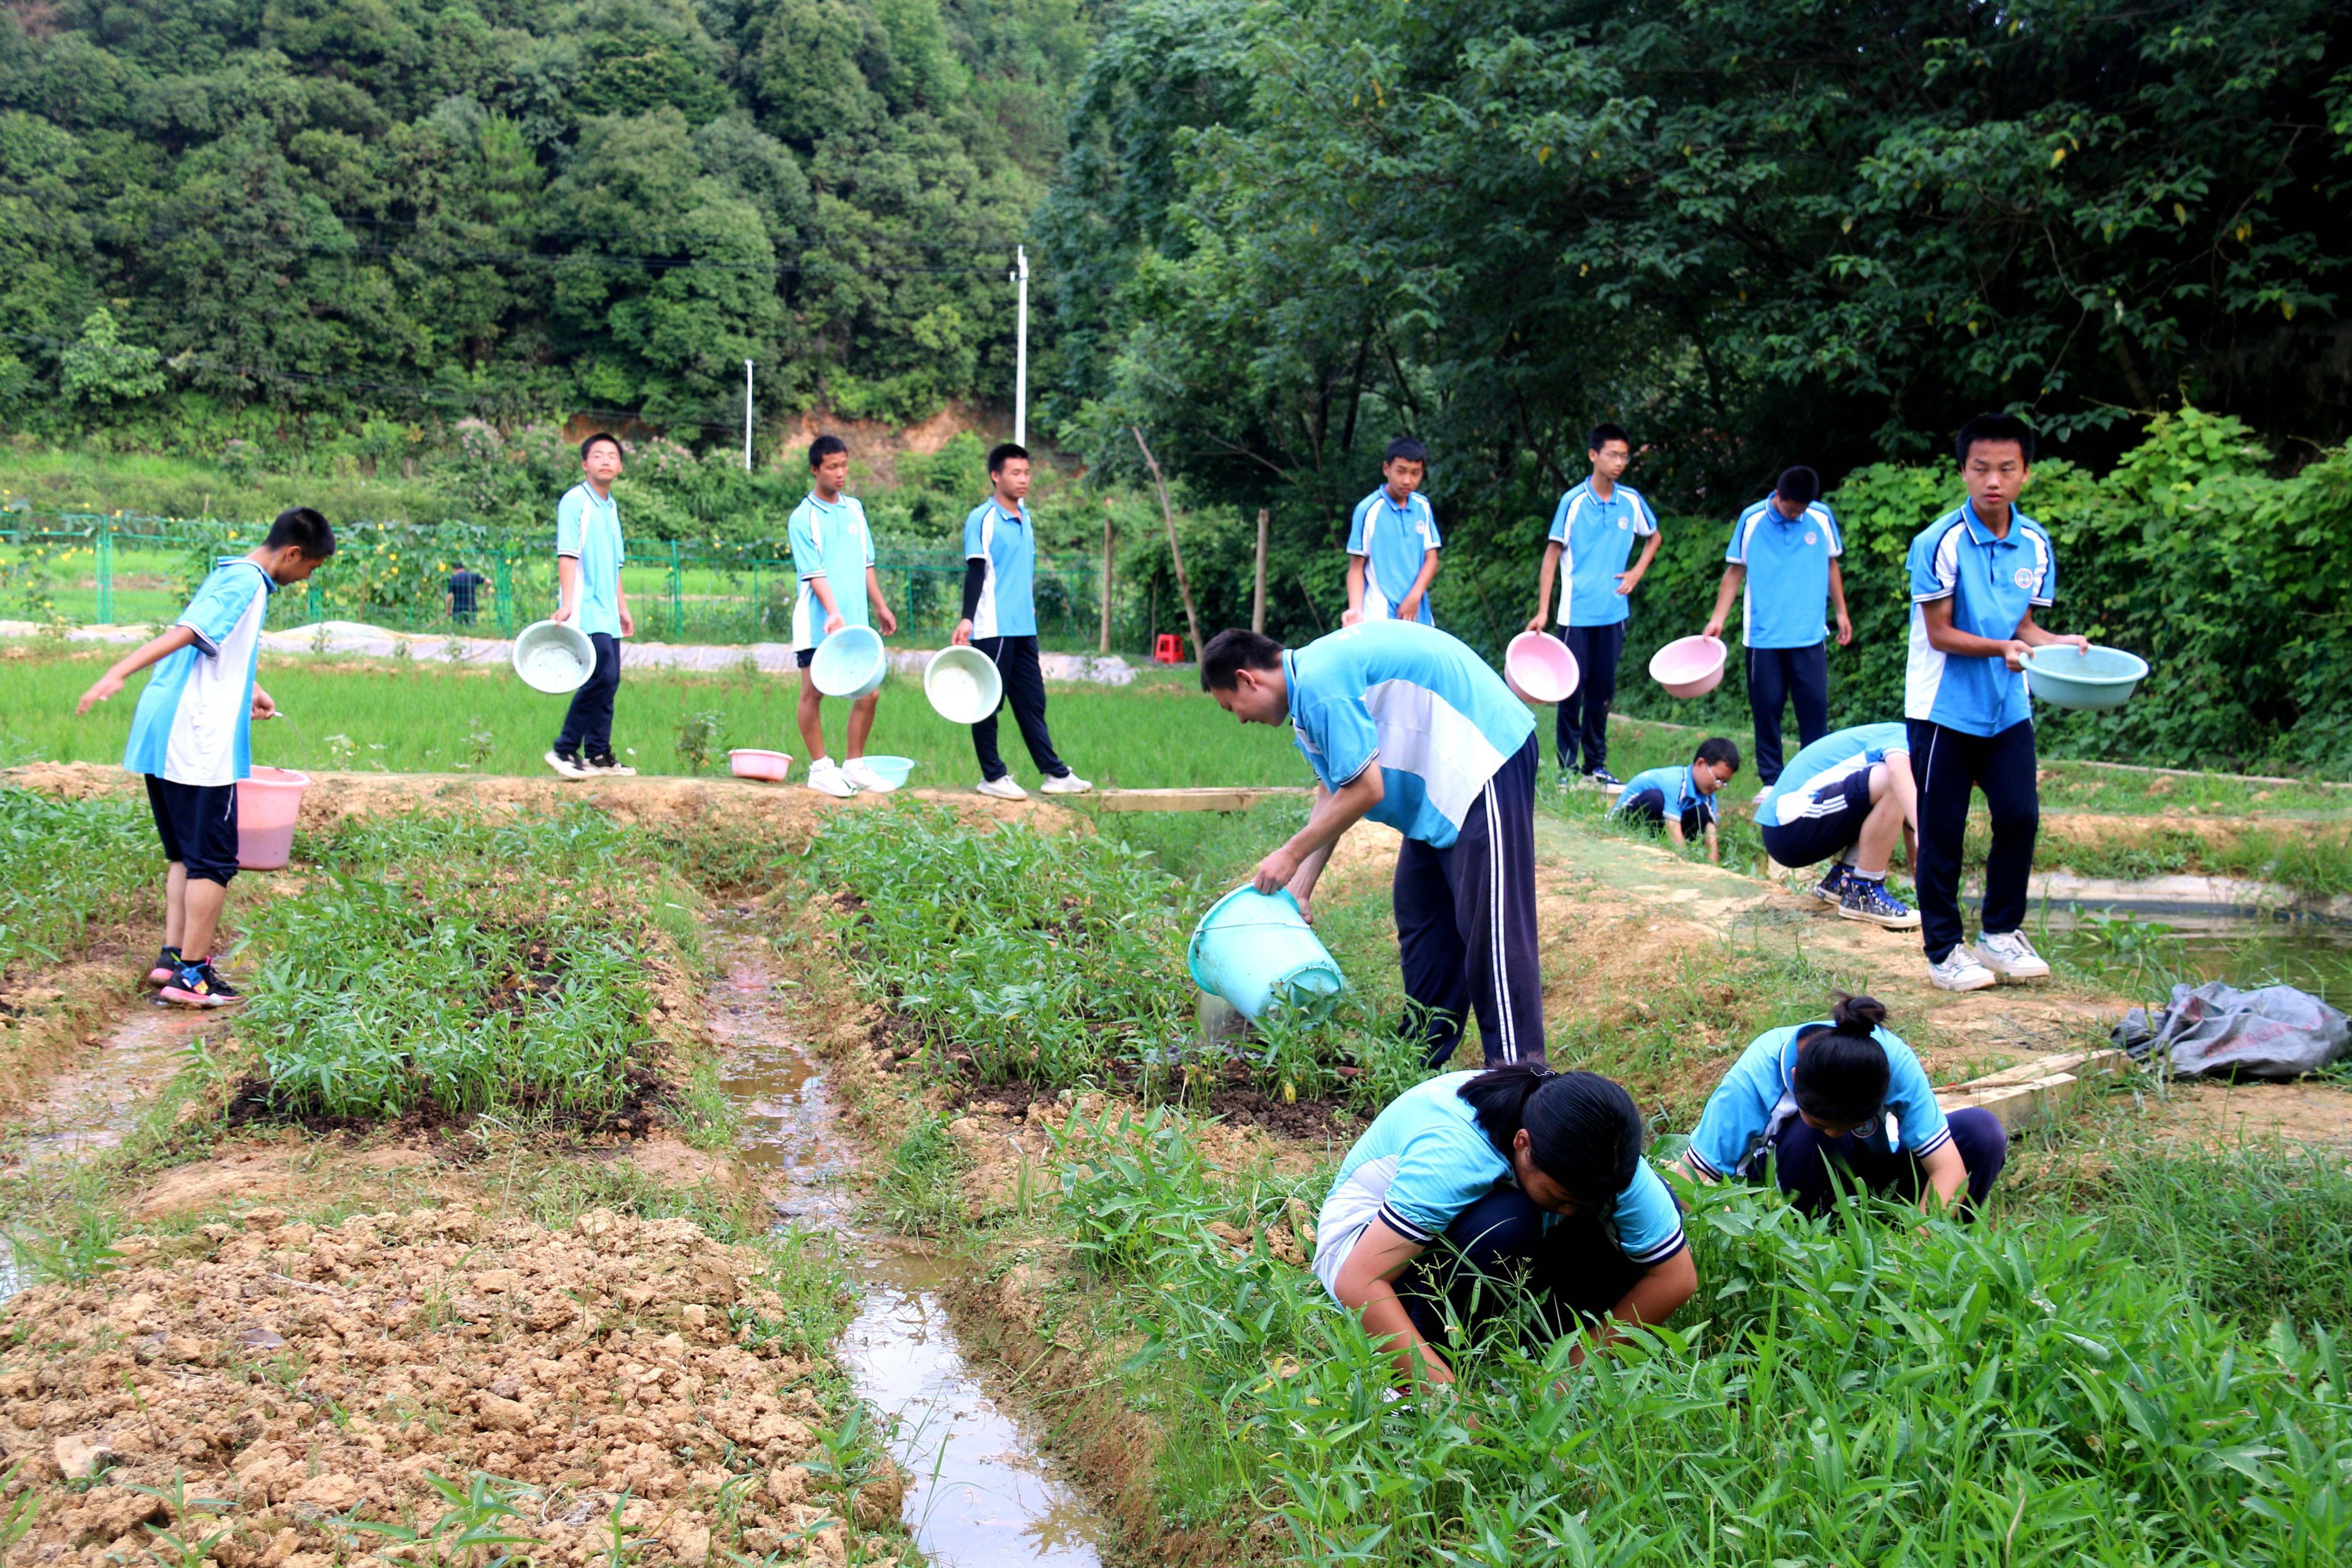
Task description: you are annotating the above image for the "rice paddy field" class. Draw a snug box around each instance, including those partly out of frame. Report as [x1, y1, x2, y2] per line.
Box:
[1, 641, 2349, 1568]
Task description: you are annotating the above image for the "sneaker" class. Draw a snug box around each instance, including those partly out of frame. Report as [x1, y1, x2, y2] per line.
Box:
[1977, 929, 2052, 980]
[975, 776, 1028, 801]
[1039, 772, 1093, 796]
[1812, 864, 1853, 904]
[1926, 946, 1998, 992]
[839, 758, 890, 793]
[159, 960, 241, 1009]
[544, 749, 588, 780]
[587, 754, 637, 777]
[1838, 877, 1920, 929]
[806, 757, 858, 799]
[1583, 768, 1622, 790]
[147, 946, 183, 987]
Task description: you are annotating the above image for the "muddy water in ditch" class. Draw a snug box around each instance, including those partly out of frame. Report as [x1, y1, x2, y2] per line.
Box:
[704, 927, 1109, 1568]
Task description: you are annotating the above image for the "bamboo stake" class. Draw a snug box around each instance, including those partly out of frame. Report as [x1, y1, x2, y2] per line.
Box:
[1130, 426, 1202, 662]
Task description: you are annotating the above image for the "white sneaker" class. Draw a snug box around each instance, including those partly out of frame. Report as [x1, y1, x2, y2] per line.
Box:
[1977, 929, 2052, 980]
[806, 757, 858, 799]
[544, 749, 587, 780]
[975, 776, 1028, 801]
[1039, 772, 1093, 796]
[1927, 946, 1998, 992]
[841, 758, 893, 793]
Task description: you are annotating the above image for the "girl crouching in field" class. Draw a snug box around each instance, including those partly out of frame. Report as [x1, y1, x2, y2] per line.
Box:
[1313, 1066, 1697, 1388]
[1681, 994, 2006, 1216]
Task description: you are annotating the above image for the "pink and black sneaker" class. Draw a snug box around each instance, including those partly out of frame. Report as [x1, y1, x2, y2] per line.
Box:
[159, 959, 241, 1009]
[146, 946, 183, 987]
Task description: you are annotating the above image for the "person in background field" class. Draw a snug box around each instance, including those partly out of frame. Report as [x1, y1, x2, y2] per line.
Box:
[1704, 465, 1851, 784]
[444, 560, 487, 625]
[1682, 993, 2007, 1219]
[72, 508, 336, 1007]
[1527, 423, 1660, 789]
[1753, 722, 1920, 929]
[1906, 414, 2087, 991]
[1344, 437, 1441, 626]
[1199, 622, 1543, 1069]
[1610, 736, 1740, 863]
[1314, 1065, 1696, 1389]
[789, 435, 899, 798]
[952, 442, 1092, 800]
[545, 433, 634, 780]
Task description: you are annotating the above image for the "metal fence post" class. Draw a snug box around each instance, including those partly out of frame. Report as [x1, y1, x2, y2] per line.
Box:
[669, 539, 682, 638]
[96, 517, 113, 624]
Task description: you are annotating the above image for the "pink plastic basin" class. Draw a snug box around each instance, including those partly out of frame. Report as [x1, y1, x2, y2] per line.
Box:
[236, 766, 310, 871]
[1649, 635, 1728, 698]
[727, 748, 793, 783]
[1504, 632, 1580, 704]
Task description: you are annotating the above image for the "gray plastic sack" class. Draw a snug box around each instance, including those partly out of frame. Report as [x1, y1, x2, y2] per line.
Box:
[2111, 979, 2351, 1080]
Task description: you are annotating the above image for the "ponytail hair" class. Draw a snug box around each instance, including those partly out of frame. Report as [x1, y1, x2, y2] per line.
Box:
[1791, 993, 1892, 1126]
[1457, 1066, 1643, 1210]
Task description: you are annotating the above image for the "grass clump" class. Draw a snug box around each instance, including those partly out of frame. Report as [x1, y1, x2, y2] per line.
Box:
[0, 788, 158, 976]
[236, 810, 694, 1123]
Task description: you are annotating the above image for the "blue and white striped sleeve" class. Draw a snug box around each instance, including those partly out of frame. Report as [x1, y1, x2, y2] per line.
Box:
[178, 564, 266, 658]
[1547, 491, 1575, 545]
[1909, 518, 1960, 602]
[1630, 488, 1660, 536]
[1818, 504, 1844, 556]
[1377, 1127, 1498, 1243]
[1611, 1163, 1688, 1266]
[1886, 1041, 1953, 1158]
[2029, 525, 2055, 607]
[1685, 1073, 1761, 1182]
[554, 488, 585, 559]
[1346, 495, 1372, 556]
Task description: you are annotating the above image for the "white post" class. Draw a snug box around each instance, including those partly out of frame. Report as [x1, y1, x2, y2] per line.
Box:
[1012, 245, 1029, 448]
[743, 360, 753, 471]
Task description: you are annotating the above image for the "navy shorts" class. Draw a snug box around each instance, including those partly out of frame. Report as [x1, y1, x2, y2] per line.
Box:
[795, 647, 816, 668]
[1759, 765, 1875, 867]
[146, 775, 240, 885]
[1619, 787, 1709, 841]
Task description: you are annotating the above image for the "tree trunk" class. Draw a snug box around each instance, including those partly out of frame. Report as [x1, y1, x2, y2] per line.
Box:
[1252, 507, 1269, 633]
[1100, 498, 1115, 655]
[1132, 426, 1203, 662]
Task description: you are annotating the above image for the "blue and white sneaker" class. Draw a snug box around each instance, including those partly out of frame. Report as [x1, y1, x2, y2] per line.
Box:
[1582, 768, 1622, 790]
[1838, 877, 1920, 929]
[1812, 864, 1853, 904]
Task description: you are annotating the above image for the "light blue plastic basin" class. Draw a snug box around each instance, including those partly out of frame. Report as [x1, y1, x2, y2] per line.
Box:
[2024, 644, 2149, 710]
[1186, 885, 1346, 1020]
[811, 625, 887, 698]
[861, 755, 916, 790]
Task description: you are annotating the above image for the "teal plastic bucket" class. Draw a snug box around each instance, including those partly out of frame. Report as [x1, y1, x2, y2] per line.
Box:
[1187, 885, 1345, 1020]
[2024, 643, 2149, 710]
[511, 620, 595, 694]
[861, 755, 916, 790]
[811, 625, 887, 698]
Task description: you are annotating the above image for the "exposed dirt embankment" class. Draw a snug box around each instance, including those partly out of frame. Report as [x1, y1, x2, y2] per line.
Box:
[0, 1206, 903, 1568]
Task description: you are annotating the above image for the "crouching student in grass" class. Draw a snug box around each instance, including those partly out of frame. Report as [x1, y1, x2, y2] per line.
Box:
[1314, 1066, 1696, 1388]
[72, 508, 336, 1008]
[1753, 722, 1920, 929]
[790, 435, 899, 798]
[1681, 994, 2006, 1219]
[1609, 737, 1738, 863]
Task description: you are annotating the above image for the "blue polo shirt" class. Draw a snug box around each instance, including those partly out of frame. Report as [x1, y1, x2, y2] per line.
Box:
[1611, 764, 1718, 827]
[1685, 1021, 1952, 1182]
[1284, 622, 1535, 849]
[787, 491, 876, 651]
[554, 483, 625, 638]
[1346, 486, 1441, 625]
[1547, 480, 1659, 628]
[123, 558, 275, 787]
[1727, 494, 1842, 649]
[1905, 501, 2055, 736]
[962, 497, 1037, 639]
[1754, 722, 1908, 828]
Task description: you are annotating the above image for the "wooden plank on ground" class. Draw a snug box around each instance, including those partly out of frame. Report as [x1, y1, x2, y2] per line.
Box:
[1091, 786, 1311, 813]
[1936, 1048, 2132, 1132]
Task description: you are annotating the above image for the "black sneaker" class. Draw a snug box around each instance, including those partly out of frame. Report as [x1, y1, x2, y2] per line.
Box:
[1813, 864, 1854, 904]
[159, 960, 240, 1009]
[545, 748, 588, 779]
[1583, 768, 1622, 790]
[587, 753, 637, 777]
[146, 946, 183, 987]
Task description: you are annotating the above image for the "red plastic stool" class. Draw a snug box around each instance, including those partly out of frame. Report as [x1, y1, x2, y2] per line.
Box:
[1153, 633, 1184, 665]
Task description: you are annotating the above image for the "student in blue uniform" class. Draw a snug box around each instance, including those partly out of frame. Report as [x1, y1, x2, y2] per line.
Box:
[1753, 723, 1920, 928]
[1313, 1065, 1697, 1386]
[1703, 466, 1852, 785]
[1905, 415, 2088, 991]
[73, 508, 336, 1008]
[1344, 438, 1441, 625]
[1527, 424, 1660, 788]
[952, 443, 1092, 800]
[545, 433, 635, 779]
[1682, 994, 2006, 1219]
[1200, 622, 1542, 1068]
[789, 435, 899, 798]
[1610, 737, 1739, 863]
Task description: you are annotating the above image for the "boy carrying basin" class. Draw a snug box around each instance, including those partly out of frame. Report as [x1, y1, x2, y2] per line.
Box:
[790, 435, 900, 798]
[73, 507, 336, 1007]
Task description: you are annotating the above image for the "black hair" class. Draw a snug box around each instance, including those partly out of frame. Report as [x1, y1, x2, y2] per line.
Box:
[263, 506, 335, 557]
[1456, 1066, 1643, 1210]
[1588, 423, 1633, 453]
[1954, 413, 2037, 467]
[1694, 736, 1740, 772]
[1775, 465, 1821, 507]
[1200, 628, 1284, 692]
[988, 441, 1029, 476]
[808, 434, 847, 469]
[1790, 994, 1893, 1126]
[1383, 437, 1427, 466]
[579, 432, 622, 462]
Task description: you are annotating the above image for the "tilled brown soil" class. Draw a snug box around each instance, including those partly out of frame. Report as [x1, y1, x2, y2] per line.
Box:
[0, 1206, 904, 1568]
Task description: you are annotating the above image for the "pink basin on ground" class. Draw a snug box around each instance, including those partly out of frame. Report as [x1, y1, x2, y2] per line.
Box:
[728, 749, 793, 783]
[1649, 635, 1728, 698]
[236, 766, 310, 871]
[1505, 631, 1580, 704]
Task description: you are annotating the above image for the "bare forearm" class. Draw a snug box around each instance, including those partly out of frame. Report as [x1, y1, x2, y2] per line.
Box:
[557, 557, 581, 612]
[1827, 560, 1849, 619]
[1358, 1284, 1454, 1384]
[1708, 565, 1743, 629]
[1285, 777, 1378, 865]
[104, 626, 197, 684]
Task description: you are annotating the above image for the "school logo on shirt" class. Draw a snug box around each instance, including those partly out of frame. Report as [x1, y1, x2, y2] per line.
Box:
[2013, 567, 2037, 590]
[1804, 531, 1818, 545]
[1617, 518, 1629, 530]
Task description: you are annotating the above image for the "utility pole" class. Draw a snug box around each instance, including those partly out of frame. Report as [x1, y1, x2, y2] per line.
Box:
[1100, 497, 1115, 655]
[1011, 246, 1029, 448]
[1252, 507, 1269, 633]
[743, 360, 753, 471]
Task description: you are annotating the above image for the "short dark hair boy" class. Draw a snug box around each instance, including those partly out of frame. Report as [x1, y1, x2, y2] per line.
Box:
[1609, 736, 1740, 863]
[809, 434, 848, 468]
[580, 432, 622, 462]
[1954, 414, 2036, 466]
[988, 441, 1028, 476]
